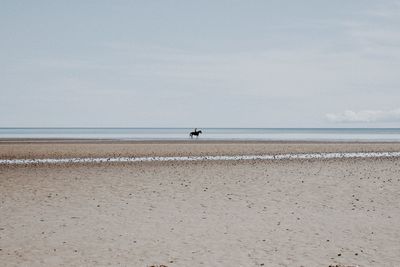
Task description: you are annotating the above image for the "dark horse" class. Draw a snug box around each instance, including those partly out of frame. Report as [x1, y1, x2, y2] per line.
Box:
[190, 128, 202, 138]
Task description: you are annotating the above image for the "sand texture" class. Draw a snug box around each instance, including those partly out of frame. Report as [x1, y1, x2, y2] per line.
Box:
[2, 140, 400, 159]
[1, 142, 400, 266]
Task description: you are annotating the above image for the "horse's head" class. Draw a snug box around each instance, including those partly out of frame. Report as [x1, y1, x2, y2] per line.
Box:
[198, 130, 202, 134]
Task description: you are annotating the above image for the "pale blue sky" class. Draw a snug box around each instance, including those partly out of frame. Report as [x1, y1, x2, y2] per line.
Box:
[1, 1, 400, 127]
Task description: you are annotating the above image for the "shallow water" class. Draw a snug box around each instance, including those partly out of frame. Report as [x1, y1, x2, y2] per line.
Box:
[1, 128, 400, 141]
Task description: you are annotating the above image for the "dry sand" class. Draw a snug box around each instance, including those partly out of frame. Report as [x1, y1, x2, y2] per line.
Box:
[1, 142, 400, 266]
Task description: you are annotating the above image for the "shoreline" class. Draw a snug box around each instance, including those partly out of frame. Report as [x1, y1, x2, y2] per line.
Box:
[2, 138, 400, 143]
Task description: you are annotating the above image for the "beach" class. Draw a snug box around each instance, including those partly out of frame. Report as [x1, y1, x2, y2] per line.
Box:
[1, 141, 400, 266]
[2, 140, 400, 159]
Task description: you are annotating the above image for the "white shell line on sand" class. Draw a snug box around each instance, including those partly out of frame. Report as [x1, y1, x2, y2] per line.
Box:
[1, 152, 400, 165]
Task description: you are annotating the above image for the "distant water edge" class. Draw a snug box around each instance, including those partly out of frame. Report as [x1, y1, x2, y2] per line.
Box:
[1, 128, 400, 141]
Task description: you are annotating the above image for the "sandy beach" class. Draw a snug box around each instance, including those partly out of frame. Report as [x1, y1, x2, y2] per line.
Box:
[2, 140, 400, 159]
[1, 141, 400, 266]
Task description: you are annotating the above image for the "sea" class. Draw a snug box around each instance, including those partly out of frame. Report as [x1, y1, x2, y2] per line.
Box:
[1, 128, 400, 141]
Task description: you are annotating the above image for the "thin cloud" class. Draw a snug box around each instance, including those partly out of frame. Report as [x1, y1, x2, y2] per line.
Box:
[327, 108, 400, 123]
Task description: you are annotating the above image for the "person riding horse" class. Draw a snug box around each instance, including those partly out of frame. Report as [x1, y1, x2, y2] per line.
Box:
[190, 128, 202, 138]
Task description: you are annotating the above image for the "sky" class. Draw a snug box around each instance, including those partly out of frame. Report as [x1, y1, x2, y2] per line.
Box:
[1, 0, 400, 128]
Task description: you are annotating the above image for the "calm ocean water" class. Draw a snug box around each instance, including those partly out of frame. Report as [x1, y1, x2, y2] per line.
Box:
[1, 128, 400, 141]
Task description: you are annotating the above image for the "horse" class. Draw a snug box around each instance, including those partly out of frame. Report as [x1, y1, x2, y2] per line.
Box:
[190, 128, 202, 139]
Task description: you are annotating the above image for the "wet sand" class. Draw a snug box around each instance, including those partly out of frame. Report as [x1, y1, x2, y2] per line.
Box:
[2, 140, 400, 159]
[1, 142, 400, 266]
